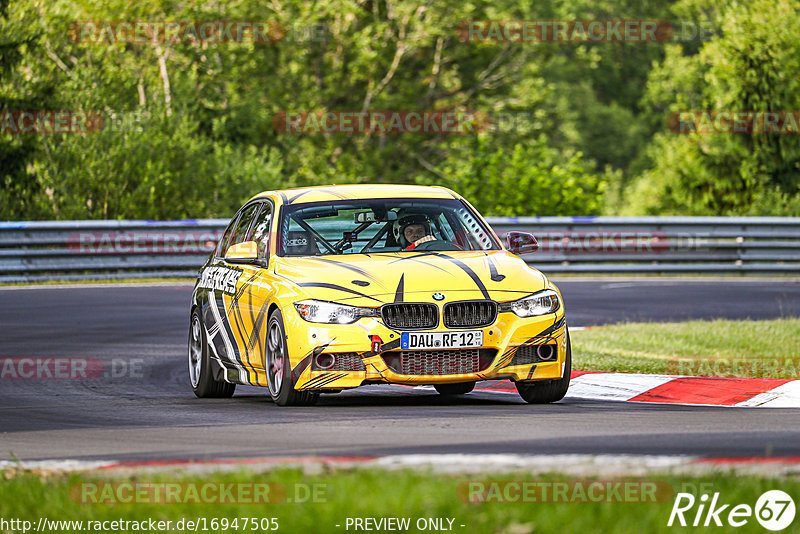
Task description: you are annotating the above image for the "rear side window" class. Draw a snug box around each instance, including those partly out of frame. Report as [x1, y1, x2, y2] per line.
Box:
[250, 203, 273, 258]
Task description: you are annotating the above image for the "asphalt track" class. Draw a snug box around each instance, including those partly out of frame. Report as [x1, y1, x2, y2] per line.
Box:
[1, 279, 799, 462]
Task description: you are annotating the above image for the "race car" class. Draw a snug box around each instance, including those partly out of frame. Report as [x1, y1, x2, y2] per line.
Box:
[188, 184, 571, 405]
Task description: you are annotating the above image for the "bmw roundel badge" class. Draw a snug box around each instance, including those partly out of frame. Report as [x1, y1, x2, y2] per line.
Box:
[432, 292, 445, 301]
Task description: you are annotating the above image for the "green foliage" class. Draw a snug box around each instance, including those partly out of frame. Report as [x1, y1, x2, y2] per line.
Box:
[0, 0, 795, 219]
[0, 0, 57, 219]
[32, 112, 283, 219]
[416, 135, 606, 216]
[625, 0, 800, 215]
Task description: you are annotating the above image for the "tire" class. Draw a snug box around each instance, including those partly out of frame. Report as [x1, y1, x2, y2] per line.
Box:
[434, 382, 475, 395]
[515, 330, 572, 404]
[265, 308, 319, 407]
[189, 308, 236, 398]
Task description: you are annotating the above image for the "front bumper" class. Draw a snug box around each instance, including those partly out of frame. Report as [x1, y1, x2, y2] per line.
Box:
[281, 308, 569, 391]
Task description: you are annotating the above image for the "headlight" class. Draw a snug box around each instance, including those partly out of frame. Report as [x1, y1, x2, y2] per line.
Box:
[501, 290, 560, 317]
[294, 299, 377, 324]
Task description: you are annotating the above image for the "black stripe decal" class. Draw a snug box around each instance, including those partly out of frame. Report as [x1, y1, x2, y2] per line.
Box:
[312, 341, 335, 356]
[394, 274, 404, 303]
[429, 253, 490, 299]
[301, 373, 332, 389]
[286, 190, 313, 204]
[303, 372, 346, 389]
[389, 252, 439, 263]
[314, 258, 384, 286]
[526, 365, 537, 380]
[537, 316, 566, 338]
[227, 298, 251, 383]
[287, 188, 349, 204]
[291, 354, 312, 385]
[247, 303, 268, 357]
[297, 282, 383, 303]
[227, 271, 260, 382]
[242, 274, 266, 359]
[217, 294, 244, 368]
[369, 362, 385, 378]
[487, 256, 505, 282]
[388, 253, 454, 274]
[318, 188, 349, 200]
[315, 373, 348, 388]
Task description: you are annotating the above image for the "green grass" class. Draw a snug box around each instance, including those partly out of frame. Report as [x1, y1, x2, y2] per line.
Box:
[1, 468, 798, 533]
[571, 318, 800, 378]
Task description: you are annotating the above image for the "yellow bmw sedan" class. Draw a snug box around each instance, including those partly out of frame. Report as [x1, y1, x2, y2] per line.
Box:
[188, 184, 570, 405]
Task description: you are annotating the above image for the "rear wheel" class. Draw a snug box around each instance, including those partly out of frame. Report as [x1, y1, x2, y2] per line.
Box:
[434, 382, 475, 395]
[265, 309, 318, 406]
[515, 330, 572, 404]
[189, 309, 235, 398]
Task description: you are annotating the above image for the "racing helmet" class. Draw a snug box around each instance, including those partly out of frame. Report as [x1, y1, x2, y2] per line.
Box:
[392, 213, 433, 247]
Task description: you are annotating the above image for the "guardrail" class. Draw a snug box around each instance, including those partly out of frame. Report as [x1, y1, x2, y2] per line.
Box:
[0, 217, 798, 282]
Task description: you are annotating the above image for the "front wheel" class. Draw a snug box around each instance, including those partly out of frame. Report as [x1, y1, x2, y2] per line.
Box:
[515, 330, 572, 404]
[434, 382, 475, 395]
[265, 309, 318, 406]
[189, 309, 235, 398]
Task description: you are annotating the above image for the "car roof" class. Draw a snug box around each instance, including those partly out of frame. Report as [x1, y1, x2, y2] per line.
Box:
[251, 184, 459, 204]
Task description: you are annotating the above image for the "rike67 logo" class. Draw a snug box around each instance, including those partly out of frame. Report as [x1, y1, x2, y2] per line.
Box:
[668, 490, 795, 530]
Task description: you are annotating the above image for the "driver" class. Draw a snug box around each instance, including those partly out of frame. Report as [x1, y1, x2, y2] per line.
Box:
[392, 213, 436, 250]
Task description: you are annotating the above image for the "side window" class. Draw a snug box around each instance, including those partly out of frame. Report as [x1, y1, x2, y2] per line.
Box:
[225, 203, 260, 256]
[250, 203, 273, 258]
[216, 218, 237, 257]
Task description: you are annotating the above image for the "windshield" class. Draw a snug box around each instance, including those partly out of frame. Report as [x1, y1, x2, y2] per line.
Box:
[278, 198, 500, 256]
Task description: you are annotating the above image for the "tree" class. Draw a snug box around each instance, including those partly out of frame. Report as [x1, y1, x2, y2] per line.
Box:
[625, 0, 800, 215]
[415, 135, 607, 216]
[0, 0, 57, 219]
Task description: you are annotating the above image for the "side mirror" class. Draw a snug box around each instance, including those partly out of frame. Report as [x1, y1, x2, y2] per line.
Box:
[505, 231, 539, 255]
[225, 241, 267, 267]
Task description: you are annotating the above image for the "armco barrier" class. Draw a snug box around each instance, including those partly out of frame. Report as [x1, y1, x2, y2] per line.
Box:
[0, 217, 798, 282]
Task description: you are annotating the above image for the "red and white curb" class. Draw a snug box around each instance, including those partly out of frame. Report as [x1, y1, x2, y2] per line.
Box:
[470, 372, 800, 407]
[2, 454, 800, 477]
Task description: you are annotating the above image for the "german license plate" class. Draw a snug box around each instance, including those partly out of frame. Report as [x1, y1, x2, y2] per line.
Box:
[401, 330, 483, 350]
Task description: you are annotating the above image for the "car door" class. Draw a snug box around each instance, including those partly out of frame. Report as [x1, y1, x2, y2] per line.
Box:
[200, 201, 262, 384]
[220, 201, 277, 384]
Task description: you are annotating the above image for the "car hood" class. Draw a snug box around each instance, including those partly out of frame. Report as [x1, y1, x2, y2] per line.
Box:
[273, 250, 548, 306]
